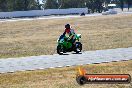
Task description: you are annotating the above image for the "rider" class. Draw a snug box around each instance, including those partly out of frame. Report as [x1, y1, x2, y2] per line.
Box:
[60, 24, 76, 45]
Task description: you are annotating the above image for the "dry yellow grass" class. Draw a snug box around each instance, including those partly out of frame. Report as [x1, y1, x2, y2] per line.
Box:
[0, 60, 131, 88]
[0, 14, 132, 58]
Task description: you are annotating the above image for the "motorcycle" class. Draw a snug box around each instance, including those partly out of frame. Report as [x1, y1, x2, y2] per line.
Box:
[57, 34, 82, 55]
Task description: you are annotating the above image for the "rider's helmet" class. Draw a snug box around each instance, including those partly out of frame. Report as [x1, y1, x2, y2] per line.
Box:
[65, 24, 70, 29]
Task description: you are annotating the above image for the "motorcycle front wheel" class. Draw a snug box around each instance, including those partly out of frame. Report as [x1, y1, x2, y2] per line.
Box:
[75, 42, 82, 53]
[57, 45, 63, 55]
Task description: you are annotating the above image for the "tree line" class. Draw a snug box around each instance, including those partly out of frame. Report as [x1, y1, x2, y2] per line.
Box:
[43, 0, 132, 13]
[0, 0, 132, 12]
[0, 0, 41, 12]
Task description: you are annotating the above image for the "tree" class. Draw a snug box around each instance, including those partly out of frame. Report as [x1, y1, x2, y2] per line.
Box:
[36, 0, 41, 10]
[27, 0, 40, 10]
[126, 0, 132, 11]
[5, 0, 14, 11]
[24, 0, 29, 11]
[59, 0, 86, 8]
[0, 0, 8, 11]
[0, 0, 41, 12]
[86, 0, 96, 13]
[44, 0, 58, 9]
[95, 0, 103, 13]
[43, 0, 86, 9]
[85, 0, 104, 13]
[119, 0, 124, 11]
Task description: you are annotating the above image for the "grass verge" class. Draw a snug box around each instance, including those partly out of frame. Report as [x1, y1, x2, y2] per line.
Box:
[0, 14, 132, 58]
[0, 60, 132, 88]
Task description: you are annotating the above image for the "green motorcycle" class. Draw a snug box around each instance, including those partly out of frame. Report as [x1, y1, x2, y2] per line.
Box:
[57, 34, 82, 55]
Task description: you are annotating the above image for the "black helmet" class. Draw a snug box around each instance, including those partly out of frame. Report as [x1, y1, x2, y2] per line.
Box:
[65, 24, 70, 29]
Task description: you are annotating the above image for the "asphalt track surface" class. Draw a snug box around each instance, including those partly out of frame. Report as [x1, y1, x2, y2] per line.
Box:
[0, 47, 132, 73]
[0, 14, 101, 22]
[0, 12, 132, 23]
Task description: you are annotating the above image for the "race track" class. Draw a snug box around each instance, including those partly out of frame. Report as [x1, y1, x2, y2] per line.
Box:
[0, 47, 132, 73]
[0, 13, 102, 22]
[0, 11, 132, 23]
